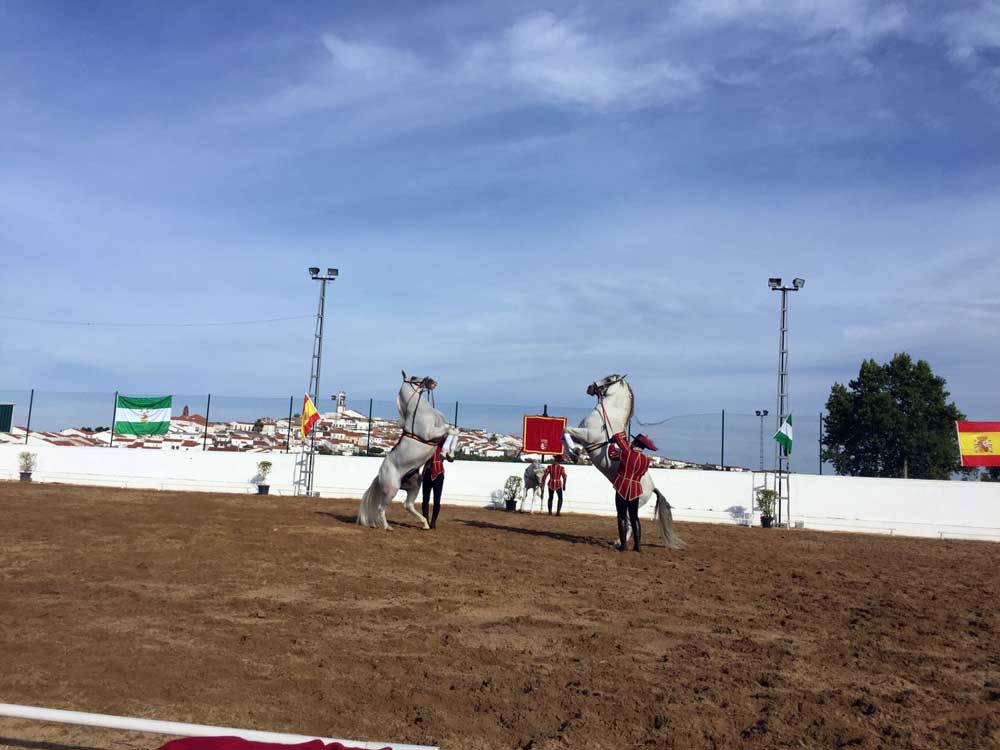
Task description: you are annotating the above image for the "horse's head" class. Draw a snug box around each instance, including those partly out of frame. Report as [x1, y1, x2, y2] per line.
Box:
[586, 374, 627, 398]
[401, 370, 437, 392]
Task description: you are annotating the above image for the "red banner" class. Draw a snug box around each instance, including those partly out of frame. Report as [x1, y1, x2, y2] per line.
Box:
[522, 415, 567, 456]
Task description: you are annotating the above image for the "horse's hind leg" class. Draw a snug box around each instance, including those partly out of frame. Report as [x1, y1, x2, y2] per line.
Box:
[403, 485, 430, 530]
[379, 479, 400, 530]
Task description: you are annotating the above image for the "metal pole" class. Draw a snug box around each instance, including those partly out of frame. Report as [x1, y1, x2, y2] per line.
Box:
[202, 394, 211, 451]
[24, 388, 34, 444]
[110, 391, 118, 447]
[819, 413, 823, 475]
[454, 400, 459, 428]
[720, 409, 725, 468]
[366, 398, 373, 456]
[286, 396, 293, 454]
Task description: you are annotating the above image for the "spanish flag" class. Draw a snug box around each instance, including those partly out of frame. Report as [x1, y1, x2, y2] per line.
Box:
[301, 394, 320, 440]
[956, 421, 1000, 467]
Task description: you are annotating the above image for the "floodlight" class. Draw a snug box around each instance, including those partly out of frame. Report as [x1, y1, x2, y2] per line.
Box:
[793, 277, 805, 289]
[763, 409, 769, 416]
[327, 268, 339, 277]
[309, 267, 320, 277]
[755, 410, 762, 416]
[768, 277, 781, 289]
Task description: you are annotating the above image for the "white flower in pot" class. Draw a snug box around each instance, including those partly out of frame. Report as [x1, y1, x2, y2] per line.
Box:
[255, 460, 273, 495]
[18, 451, 37, 482]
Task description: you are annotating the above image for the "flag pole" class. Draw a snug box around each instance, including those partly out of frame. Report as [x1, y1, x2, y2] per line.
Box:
[720, 409, 726, 468]
[24, 388, 34, 445]
[366, 398, 373, 456]
[109, 391, 118, 448]
[202, 394, 211, 451]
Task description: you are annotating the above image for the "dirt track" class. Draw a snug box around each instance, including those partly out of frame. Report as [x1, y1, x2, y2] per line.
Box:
[1, 482, 998, 750]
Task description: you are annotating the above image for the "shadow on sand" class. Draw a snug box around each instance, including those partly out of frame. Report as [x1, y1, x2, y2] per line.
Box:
[313, 510, 427, 530]
[456, 517, 612, 547]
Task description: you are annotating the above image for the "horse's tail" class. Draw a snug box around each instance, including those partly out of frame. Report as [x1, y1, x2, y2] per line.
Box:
[357, 477, 386, 528]
[654, 489, 685, 550]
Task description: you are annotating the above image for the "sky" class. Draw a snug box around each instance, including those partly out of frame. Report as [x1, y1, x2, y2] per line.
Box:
[2, 0, 999, 420]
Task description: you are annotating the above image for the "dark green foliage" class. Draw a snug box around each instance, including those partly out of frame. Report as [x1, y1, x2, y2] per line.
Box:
[822, 353, 965, 479]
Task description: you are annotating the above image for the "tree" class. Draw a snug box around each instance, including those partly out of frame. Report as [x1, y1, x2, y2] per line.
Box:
[982, 467, 1000, 482]
[822, 353, 965, 480]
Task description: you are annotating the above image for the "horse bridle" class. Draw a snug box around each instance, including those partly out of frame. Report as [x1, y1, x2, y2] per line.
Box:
[585, 377, 635, 453]
[401, 377, 437, 442]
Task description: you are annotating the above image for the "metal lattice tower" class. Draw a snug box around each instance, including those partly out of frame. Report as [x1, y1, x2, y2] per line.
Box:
[295, 267, 338, 497]
[769, 277, 804, 526]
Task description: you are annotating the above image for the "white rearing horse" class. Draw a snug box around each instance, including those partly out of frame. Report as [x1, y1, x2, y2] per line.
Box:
[519, 460, 546, 513]
[358, 371, 457, 530]
[564, 374, 685, 549]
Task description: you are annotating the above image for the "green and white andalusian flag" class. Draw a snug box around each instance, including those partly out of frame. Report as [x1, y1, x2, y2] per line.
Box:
[773, 414, 793, 455]
[114, 395, 172, 435]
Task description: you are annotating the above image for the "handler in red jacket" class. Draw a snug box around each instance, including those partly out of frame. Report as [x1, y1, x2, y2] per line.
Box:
[421, 444, 445, 529]
[608, 432, 657, 552]
[541, 455, 567, 516]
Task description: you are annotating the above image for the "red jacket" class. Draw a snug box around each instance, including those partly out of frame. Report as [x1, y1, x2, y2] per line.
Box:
[608, 432, 650, 501]
[424, 445, 444, 481]
[542, 463, 566, 490]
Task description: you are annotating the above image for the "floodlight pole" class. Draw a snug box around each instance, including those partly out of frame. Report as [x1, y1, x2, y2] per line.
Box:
[755, 409, 768, 471]
[297, 268, 338, 496]
[771, 278, 803, 526]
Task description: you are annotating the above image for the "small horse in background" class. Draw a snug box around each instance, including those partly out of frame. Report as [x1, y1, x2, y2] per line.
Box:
[519, 460, 546, 513]
[564, 374, 685, 549]
[357, 371, 457, 530]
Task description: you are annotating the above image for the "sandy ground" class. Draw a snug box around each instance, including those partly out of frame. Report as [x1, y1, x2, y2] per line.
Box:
[1, 482, 998, 750]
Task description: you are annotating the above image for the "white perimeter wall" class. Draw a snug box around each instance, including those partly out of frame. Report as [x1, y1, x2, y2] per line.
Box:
[1, 445, 998, 541]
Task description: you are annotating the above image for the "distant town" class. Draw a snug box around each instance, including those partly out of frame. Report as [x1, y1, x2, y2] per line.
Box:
[0, 391, 737, 470]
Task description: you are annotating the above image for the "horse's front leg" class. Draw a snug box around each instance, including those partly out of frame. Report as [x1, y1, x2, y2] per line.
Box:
[563, 427, 592, 461]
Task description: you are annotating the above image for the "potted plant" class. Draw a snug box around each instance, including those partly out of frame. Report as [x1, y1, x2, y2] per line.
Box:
[19, 451, 37, 482]
[503, 476, 523, 511]
[756, 489, 777, 528]
[255, 460, 273, 495]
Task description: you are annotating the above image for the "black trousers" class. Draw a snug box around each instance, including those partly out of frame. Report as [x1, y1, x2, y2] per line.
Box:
[421, 470, 443, 528]
[548, 487, 564, 515]
[615, 493, 641, 551]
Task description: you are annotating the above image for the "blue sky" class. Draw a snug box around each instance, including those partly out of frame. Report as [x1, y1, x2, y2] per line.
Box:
[2, 0, 999, 419]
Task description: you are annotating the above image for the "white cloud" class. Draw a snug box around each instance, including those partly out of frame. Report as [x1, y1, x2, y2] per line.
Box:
[940, 3, 1000, 104]
[942, 2, 1000, 61]
[671, 0, 908, 73]
[321, 34, 424, 77]
[475, 11, 701, 109]
[673, 0, 908, 43]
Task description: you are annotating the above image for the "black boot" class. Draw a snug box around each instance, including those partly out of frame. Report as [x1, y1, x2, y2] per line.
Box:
[617, 517, 629, 552]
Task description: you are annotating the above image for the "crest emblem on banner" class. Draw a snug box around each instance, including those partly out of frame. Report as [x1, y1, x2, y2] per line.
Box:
[974, 436, 993, 453]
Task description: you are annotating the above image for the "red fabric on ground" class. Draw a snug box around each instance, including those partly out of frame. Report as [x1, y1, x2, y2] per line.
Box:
[160, 737, 389, 750]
